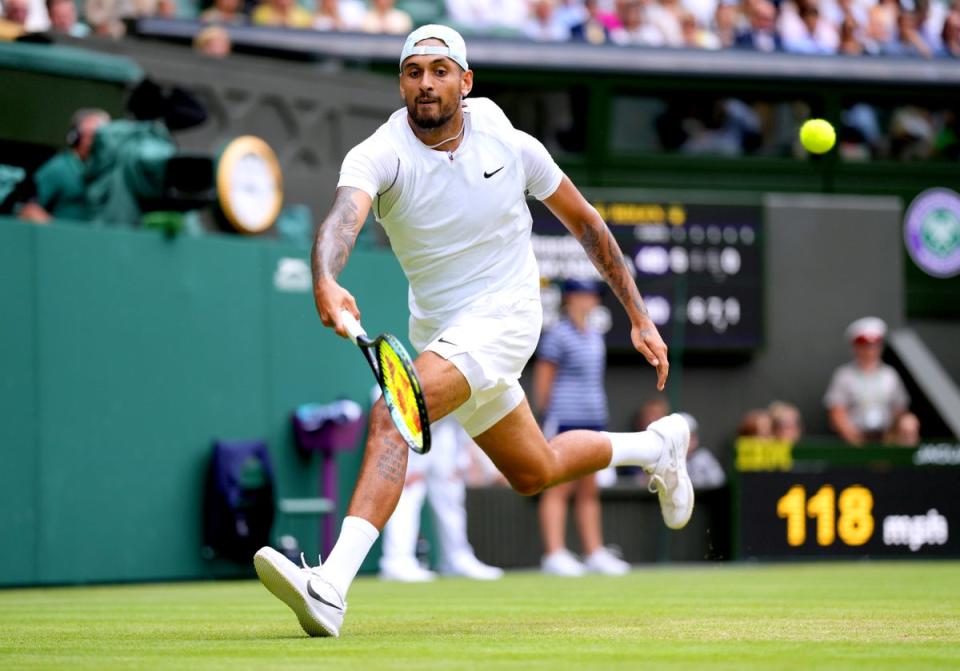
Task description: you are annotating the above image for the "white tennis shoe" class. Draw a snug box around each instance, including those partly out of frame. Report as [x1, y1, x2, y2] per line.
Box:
[254, 546, 345, 638]
[379, 556, 438, 583]
[584, 547, 630, 576]
[440, 551, 504, 581]
[541, 548, 587, 577]
[646, 413, 695, 530]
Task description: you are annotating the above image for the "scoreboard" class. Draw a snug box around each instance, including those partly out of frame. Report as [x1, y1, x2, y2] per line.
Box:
[528, 194, 763, 351]
[734, 439, 960, 559]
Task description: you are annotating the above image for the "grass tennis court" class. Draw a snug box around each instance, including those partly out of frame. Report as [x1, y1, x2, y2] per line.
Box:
[1, 562, 957, 670]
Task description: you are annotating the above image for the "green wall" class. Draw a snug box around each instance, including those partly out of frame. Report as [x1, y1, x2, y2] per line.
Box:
[0, 220, 407, 586]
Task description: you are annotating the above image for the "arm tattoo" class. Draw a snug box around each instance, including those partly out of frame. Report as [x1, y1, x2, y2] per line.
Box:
[578, 221, 649, 318]
[375, 436, 406, 484]
[312, 187, 362, 281]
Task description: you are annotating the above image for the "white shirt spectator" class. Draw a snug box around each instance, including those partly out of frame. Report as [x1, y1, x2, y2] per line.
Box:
[610, 20, 665, 44]
[823, 362, 910, 434]
[445, 0, 528, 31]
[682, 0, 718, 31]
[648, 1, 685, 46]
[523, 0, 572, 41]
[7, 0, 52, 31]
[360, 1, 412, 35]
[779, 2, 839, 54]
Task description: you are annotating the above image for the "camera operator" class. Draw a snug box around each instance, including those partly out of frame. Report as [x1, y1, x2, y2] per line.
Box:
[18, 108, 110, 224]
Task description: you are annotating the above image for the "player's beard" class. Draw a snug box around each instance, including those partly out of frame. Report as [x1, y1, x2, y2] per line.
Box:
[408, 94, 461, 130]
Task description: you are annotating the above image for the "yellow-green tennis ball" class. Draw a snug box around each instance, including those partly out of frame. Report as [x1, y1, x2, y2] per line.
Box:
[800, 119, 836, 154]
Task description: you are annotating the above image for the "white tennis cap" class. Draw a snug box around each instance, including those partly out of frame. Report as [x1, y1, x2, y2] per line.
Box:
[399, 24, 469, 72]
[845, 316, 887, 344]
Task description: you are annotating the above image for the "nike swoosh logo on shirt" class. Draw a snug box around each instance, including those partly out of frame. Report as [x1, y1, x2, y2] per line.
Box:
[438, 337, 457, 346]
[306, 581, 344, 611]
[484, 166, 504, 179]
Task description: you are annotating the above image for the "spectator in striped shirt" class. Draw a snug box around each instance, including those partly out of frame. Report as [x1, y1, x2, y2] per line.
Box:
[533, 279, 630, 577]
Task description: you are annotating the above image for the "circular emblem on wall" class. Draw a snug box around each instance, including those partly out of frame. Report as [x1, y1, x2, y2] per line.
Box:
[904, 188, 960, 278]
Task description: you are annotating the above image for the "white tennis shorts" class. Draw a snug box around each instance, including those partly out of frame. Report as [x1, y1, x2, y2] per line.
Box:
[410, 296, 542, 437]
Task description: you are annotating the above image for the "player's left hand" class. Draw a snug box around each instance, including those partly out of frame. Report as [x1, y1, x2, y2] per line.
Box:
[631, 317, 669, 390]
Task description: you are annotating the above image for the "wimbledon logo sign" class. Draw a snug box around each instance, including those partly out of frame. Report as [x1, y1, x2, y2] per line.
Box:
[904, 188, 960, 278]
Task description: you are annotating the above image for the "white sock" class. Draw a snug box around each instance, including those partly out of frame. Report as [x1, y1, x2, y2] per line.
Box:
[603, 431, 664, 469]
[321, 516, 379, 598]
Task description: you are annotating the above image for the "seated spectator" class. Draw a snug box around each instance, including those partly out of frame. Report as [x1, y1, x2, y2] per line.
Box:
[554, 0, 588, 29]
[0, 0, 28, 39]
[680, 413, 726, 489]
[734, 0, 782, 52]
[200, 0, 246, 24]
[680, 9, 721, 48]
[838, 15, 865, 55]
[523, 0, 571, 42]
[359, 0, 411, 35]
[890, 412, 920, 445]
[313, 0, 364, 31]
[780, 0, 838, 54]
[83, 0, 127, 37]
[942, 9, 960, 57]
[711, 0, 740, 48]
[914, 0, 944, 55]
[824, 317, 920, 446]
[885, 10, 934, 57]
[768, 400, 803, 442]
[654, 0, 687, 46]
[610, 0, 665, 46]
[570, 0, 612, 44]
[683, 0, 718, 31]
[0, 0, 51, 32]
[194, 24, 231, 56]
[737, 408, 774, 437]
[821, 0, 868, 30]
[839, 103, 883, 158]
[889, 106, 936, 160]
[633, 397, 670, 434]
[18, 109, 110, 224]
[84, 0, 174, 37]
[134, 0, 177, 19]
[445, 0, 528, 33]
[861, 3, 897, 55]
[251, 0, 312, 29]
[47, 0, 90, 36]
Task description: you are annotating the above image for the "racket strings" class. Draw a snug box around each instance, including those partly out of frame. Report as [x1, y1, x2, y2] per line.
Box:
[377, 341, 424, 447]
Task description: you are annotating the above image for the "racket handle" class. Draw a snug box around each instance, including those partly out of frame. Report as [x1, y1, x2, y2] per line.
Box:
[339, 309, 366, 344]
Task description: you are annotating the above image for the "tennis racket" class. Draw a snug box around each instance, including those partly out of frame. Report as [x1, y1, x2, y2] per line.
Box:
[340, 310, 431, 454]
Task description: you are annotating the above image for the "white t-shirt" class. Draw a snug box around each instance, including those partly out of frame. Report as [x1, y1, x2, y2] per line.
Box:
[338, 97, 563, 329]
[823, 362, 910, 433]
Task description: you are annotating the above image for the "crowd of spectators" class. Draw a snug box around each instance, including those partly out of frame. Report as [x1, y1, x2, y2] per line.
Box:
[1, 0, 958, 59]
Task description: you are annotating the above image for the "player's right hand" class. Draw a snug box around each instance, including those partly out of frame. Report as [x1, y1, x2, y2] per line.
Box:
[631, 317, 669, 391]
[313, 277, 359, 338]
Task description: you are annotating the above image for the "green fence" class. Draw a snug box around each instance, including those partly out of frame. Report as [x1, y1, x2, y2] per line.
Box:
[0, 220, 407, 586]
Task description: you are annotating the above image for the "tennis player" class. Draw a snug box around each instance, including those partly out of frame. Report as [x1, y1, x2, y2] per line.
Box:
[254, 24, 693, 638]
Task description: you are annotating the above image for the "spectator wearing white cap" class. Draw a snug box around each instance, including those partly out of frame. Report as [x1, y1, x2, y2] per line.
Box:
[823, 317, 920, 446]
